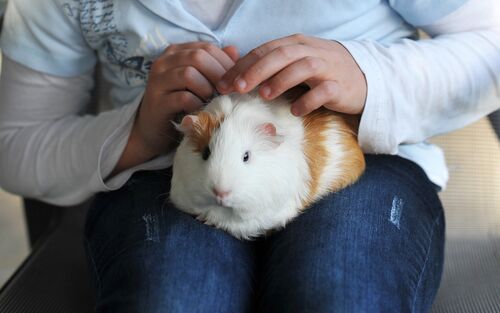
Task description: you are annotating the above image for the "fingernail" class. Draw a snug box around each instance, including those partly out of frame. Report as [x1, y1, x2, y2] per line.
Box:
[291, 106, 300, 116]
[260, 85, 271, 98]
[235, 76, 247, 91]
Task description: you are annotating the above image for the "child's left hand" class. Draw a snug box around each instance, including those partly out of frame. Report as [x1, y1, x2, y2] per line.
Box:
[217, 34, 367, 116]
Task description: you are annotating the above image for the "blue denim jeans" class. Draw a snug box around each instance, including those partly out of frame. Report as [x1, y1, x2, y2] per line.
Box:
[84, 155, 445, 313]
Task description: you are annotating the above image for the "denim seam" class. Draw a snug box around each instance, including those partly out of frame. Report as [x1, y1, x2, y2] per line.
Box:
[410, 214, 440, 313]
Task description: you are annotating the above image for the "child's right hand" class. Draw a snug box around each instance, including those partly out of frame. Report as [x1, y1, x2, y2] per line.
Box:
[112, 42, 239, 175]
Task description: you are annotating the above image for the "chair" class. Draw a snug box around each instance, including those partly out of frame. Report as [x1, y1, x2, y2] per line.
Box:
[0, 200, 95, 313]
[429, 113, 500, 313]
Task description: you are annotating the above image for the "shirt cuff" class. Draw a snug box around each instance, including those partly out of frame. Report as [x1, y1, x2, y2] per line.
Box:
[94, 91, 173, 192]
[336, 40, 395, 154]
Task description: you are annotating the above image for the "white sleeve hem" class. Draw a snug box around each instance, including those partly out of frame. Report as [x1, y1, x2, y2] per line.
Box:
[103, 153, 174, 190]
[338, 40, 396, 154]
[96, 91, 141, 191]
[95, 91, 175, 192]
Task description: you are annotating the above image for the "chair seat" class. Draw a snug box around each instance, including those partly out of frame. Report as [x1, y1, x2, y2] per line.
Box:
[431, 235, 500, 313]
[0, 205, 95, 313]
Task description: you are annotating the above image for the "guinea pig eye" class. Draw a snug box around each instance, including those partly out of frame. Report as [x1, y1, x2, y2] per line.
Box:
[202, 147, 211, 161]
[243, 151, 250, 163]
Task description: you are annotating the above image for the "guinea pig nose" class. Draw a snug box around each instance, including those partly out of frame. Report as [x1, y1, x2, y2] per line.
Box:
[212, 187, 231, 199]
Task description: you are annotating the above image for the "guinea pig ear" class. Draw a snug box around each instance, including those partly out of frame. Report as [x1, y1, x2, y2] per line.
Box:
[258, 122, 284, 148]
[172, 115, 199, 134]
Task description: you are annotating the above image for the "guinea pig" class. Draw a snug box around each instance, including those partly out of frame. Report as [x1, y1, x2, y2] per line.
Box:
[169, 92, 365, 239]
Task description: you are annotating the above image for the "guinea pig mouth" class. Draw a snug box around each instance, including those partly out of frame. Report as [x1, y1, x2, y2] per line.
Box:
[215, 198, 230, 207]
[213, 197, 234, 210]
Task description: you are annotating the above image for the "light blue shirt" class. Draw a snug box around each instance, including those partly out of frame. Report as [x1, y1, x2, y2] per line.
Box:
[1, 0, 466, 107]
[5, 0, 495, 202]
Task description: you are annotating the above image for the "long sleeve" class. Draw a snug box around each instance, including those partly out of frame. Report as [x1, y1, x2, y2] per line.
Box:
[340, 0, 500, 154]
[0, 56, 171, 205]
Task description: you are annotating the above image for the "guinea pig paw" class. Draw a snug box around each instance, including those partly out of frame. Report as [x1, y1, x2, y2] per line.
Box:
[195, 213, 209, 224]
[195, 214, 205, 221]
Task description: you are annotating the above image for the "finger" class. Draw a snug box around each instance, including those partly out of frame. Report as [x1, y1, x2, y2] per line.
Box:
[165, 91, 204, 114]
[151, 48, 228, 86]
[291, 81, 341, 116]
[217, 34, 309, 93]
[149, 65, 214, 101]
[259, 56, 326, 100]
[223, 45, 240, 62]
[259, 56, 327, 100]
[164, 41, 220, 53]
[216, 52, 259, 93]
[200, 44, 236, 71]
[168, 66, 215, 100]
[163, 42, 236, 71]
[236, 44, 317, 94]
[175, 49, 229, 85]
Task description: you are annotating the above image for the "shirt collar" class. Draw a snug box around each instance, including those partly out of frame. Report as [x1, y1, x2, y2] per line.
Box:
[135, 0, 214, 36]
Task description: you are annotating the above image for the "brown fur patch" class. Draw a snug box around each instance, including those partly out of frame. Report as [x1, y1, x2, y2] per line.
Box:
[188, 111, 225, 152]
[330, 113, 366, 192]
[302, 108, 365, 207]
[302, 108, 332, 206]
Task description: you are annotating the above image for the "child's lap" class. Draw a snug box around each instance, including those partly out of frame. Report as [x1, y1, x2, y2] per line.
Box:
[84, 154, 444, 312]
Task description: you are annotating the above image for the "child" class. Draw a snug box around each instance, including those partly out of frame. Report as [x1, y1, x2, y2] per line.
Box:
[0, 0, 499, 312]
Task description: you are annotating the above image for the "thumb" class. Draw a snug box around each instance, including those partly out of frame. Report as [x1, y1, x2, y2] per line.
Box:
[222, 45, 240, 62]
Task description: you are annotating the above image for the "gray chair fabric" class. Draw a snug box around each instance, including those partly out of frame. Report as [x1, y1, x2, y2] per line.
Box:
[0, 203, 95, 313]
[431, 109, 500, 313]
[431, 236, 500, 313]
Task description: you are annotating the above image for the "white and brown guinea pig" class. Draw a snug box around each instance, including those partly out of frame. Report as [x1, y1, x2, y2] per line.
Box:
[170, 91, 365, 239]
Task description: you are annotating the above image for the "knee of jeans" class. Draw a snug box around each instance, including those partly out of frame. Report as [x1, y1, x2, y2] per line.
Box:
[290, 177, 439, 252]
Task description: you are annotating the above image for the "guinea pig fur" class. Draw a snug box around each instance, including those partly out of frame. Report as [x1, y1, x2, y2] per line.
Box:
[170, 92, 365, 240]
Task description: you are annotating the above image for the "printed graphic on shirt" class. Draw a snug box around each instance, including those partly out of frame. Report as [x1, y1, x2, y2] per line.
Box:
[62, 0, 164, 86]
[135, 27, 170, 59]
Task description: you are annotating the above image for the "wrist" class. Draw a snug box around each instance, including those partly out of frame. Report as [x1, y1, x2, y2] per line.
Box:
[110, 123, 160, 177]
[129, 125, 161, 161]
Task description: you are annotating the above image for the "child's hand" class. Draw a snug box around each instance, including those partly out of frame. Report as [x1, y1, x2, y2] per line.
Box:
[134, 42, 239, 157]
[112, 42, 238, 175]
[217, 34, 366, 116]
